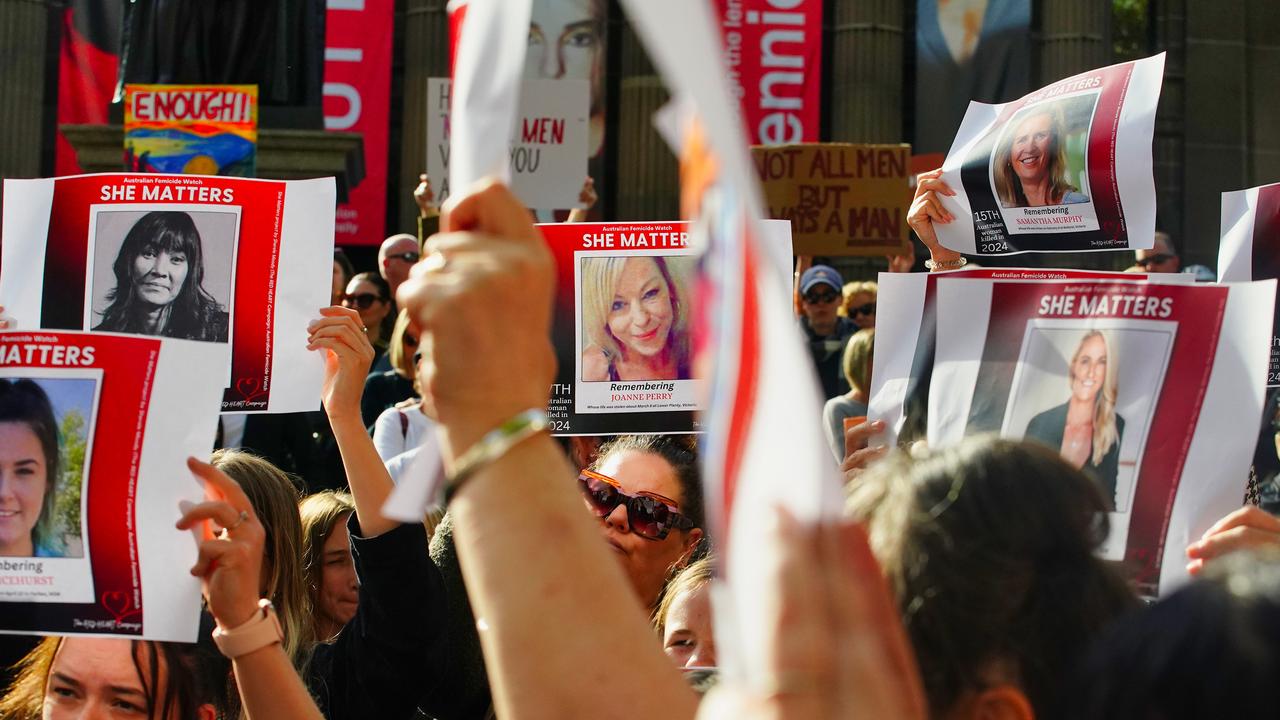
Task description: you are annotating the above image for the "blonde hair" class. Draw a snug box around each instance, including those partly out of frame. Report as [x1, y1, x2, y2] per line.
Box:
[839, 281, 878, 317]
[654, 555, 714, 633]
[211, 449, 315, 669]
[842, 328, 875, 395]
[581, 256, 693, 376]
[993, 105, 1077, 207]
[387, 309, 416, 381]
[299, 490, 356, 640]
[1071, 330, 1120, 465]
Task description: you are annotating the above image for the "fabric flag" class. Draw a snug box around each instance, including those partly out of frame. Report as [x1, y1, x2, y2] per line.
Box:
[618, 0, 843, 687]
[445, 0, 532, 195]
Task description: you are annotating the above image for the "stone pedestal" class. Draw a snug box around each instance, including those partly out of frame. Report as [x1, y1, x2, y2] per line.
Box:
[59, 125, 365, 203]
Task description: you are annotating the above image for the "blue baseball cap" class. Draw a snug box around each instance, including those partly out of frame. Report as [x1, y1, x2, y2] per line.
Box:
[800, 265, 843, 295]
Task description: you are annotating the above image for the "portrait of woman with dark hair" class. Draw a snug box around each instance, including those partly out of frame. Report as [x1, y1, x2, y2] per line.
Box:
[93, 211, 230, 342]
[1024, 330, 1125, 509]
[993, 105, 1091, 209]
[0, 378, 63, 557]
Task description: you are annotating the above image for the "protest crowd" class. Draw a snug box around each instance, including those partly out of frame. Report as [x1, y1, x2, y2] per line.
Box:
[4, 1, 1280, 719]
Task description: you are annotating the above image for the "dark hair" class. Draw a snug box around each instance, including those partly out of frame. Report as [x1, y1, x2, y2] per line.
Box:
[333, 248, 356, 288]
[593, 434, 704, 532]
[1067, 548, 1280, 720]
[349, 271, 391, 302]
[95, 211, 226, 341]
[0, 379, 61, 553]
[847, 437, 1137, 717]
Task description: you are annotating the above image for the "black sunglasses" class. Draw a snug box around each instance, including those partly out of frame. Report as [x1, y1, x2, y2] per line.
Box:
[341, 292, 385, 310]
[1135, 253, 1174, 268]
[804, 289, 840, 305]
[387, 251, 421, 263]
[850, 302, 876, 316]
[579, 469, 694, 541]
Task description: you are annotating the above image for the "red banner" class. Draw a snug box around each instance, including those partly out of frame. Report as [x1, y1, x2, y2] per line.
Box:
[324, 0, 395, 246]
[714, 0, 823, 145]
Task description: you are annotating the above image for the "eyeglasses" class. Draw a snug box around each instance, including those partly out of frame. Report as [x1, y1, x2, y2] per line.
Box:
[803, 289, 840, 305]
[578, 469, 694, 541]
[387, 251, 421, 263]
[341, 292, 385, 310]
[1135, 254, 1174, 268]
[850, 302, 876, 317]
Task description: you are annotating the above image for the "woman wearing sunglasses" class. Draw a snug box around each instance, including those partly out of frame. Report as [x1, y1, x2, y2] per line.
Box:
[840, 280, 877, 330]
[340, 272, 392, 360]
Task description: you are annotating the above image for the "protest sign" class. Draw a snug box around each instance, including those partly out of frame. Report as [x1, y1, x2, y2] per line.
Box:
[426, 77, 589, 210]
[0, 331, 226, 640]
[868, 268, 1194, 446]
[932, 54, 1164, 255]
[0, 173, 333, 413]
[541, 219, 793, 435]
[752, 143, 910, 256]
[1219, 182, 1280, 386]
[926, 277, 1273, 596]
[124, 84, 258, 176]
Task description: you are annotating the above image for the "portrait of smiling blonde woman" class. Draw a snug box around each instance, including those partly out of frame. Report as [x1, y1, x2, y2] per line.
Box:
[580, 255, 693, 382]
[993, 105, 1090, 209]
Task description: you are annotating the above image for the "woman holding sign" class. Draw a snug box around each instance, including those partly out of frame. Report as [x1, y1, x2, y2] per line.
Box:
[94, 211, 230, 342]
[580, 255, 692, 382]
[1025, 330, 1124, 509]
[0, 379, 62, 558]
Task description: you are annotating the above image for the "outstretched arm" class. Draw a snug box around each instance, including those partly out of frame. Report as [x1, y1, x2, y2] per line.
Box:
[566, 176, 597, 223]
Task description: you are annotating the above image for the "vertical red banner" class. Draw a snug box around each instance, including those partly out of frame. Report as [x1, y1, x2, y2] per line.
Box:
[714, 0, 824, 145]
[324, 0, 395, 247]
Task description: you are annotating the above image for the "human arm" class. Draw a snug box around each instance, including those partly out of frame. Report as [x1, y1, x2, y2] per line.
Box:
[907, 169, 966, 271]
[565, 176, 597, 223]
[398, 180, 699, 720]
[1186, 505, 1280, 576]
[309, 307, 399, 538]
[176, 459, 324, 720]
[416, 173, 441, 246]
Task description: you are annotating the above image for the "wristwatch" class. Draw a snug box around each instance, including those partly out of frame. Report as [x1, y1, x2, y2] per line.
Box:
[212, 599, 284, 659]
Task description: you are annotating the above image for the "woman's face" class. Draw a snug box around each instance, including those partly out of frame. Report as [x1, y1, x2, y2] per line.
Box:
[662, 583, 716, 669]
[331, 261, 347, 306]
[131, 244, 189, 307]
[593, 449, 701, 608]
[43, 638, 165, 719]
[343, 278, 390, 331]
[844, 291, 876, 329]
[606, 258, 675, 360]
[527, 0, 601, 86]
[1010, 113, 1054, 185]
[1070, 335, 1108, 404]
[318, 518, 359, 630]
[0, 421, 48, 556]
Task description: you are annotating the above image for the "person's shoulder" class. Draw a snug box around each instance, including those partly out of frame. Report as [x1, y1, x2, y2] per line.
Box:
[581, 345, 610, 382]
[1027, 402, 1067, 429]
[1061, 190, 1090, 205]
[836, 317, 859, 338]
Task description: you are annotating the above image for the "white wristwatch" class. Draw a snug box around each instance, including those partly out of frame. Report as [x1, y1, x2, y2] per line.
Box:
[212, 599, 284, 659]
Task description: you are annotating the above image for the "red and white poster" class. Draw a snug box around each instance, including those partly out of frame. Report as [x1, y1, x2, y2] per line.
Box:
[934, 54, 1164, 255]
[324, 0, 395, 246]
[1218, 182, 1280, 387]
[0, 331, 225, 640]
[713, 0, 823, 145]
[540, 219, 792, 436]
[0, 174, 333, 413]
[927, 277, 1274, 596]
[868, 268, 1194, 446]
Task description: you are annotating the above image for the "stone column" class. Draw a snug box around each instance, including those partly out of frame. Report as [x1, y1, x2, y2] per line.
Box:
[0, 0, 55, 179]
[1151, 0, 1186, 252]
[614, 21, 679, 222]
[398, 0, 449, 235]
[1245, 0, 1280, 195]
[828, 0, 904, 144]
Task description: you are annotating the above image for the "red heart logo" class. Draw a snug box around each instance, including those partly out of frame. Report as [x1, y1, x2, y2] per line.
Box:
[101, 591, 131, 620]
[235, 377, 262, 400]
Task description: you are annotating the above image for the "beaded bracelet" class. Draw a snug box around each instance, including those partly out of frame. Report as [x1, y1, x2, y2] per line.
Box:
[444, 409, 551, 503]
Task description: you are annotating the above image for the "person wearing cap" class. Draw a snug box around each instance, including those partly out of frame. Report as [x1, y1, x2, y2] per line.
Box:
[798, 264, 859, 399]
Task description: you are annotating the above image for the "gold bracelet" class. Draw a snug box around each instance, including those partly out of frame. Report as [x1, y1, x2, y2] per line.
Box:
[924, 257, 968, 271]
[445, 409, 550, 503]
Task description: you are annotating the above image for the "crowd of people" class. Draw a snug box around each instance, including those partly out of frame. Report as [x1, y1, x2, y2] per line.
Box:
[3, 154, 1280, 720]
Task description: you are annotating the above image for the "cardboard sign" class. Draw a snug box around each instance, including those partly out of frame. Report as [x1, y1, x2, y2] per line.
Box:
[426, 77, 590, 210]
[934, 54, 1164, 255]
[0, 174, 333, 413]
[927, 277, 1273, 596]
[752, 143, 911, 256]
[0, 331, 226, 640]
[124, 84, 258, 177]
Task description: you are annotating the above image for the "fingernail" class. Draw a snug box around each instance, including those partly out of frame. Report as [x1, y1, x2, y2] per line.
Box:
[871, 420, 885, 429]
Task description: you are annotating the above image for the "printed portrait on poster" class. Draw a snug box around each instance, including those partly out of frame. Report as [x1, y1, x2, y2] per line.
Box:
[579, 254, 695, 383]
[989, 94, 1097, 211]
[84, 207, 239, 344]
[998, 320, 1173, 518]
[0, 371, 101, 606]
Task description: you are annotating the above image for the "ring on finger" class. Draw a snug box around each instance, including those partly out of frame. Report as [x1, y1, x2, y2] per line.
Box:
[226, 510, 249, 532]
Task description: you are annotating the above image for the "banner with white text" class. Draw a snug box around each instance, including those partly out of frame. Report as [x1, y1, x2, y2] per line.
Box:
[0, 174, 333, 413]
[0, 331, 225, 640]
